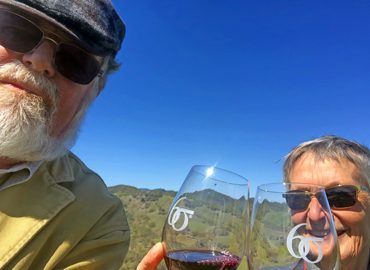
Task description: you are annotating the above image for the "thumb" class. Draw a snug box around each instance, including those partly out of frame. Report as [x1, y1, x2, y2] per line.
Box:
[137, 242, 165, 270]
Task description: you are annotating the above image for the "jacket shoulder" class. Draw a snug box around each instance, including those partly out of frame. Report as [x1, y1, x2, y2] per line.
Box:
[41, 151, 122, 212]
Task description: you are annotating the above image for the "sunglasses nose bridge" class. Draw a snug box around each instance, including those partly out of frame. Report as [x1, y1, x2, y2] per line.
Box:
[28, 36, 58, 57]
[43, 36, 58, 47]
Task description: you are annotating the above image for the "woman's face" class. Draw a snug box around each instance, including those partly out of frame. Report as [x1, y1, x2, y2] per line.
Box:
[288, 153, 370, 269]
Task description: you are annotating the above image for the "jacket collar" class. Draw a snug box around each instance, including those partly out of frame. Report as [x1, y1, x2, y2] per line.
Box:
[42, 152, 75, 184]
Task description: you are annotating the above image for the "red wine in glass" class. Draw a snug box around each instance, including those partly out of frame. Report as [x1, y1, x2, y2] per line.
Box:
[164, 249, 241, 270]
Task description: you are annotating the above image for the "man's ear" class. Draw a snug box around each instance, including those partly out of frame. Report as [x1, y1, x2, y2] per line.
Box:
[96, 56, 111, 96]
[97, 78, 106, 96]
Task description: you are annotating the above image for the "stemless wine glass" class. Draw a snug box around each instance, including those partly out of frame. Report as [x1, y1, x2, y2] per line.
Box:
[162, 165, 250, 270]
[247, 182, 340, 270]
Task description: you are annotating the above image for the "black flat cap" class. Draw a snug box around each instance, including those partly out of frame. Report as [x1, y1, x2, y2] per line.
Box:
[0, 0, 125, 56]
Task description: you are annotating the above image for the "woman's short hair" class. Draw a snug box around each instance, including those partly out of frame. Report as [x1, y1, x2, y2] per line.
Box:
[284, 135, 370, 188]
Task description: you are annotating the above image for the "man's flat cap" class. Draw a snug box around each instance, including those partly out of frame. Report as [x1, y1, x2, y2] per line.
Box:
[0, 0, 125, 56]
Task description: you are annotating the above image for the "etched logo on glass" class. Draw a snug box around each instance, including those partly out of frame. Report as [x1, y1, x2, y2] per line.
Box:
[286, 223, 324, 264]
[168, 197, 195, 231]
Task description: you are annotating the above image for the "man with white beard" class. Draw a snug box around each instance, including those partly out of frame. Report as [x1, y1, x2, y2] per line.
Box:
[0, 0, 130, 269]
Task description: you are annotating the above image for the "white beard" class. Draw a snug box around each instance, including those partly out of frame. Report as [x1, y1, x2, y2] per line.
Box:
[0, 61, 92, 162]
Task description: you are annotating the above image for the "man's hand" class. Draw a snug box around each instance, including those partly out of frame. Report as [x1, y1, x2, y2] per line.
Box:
[137, 242, 165, 270]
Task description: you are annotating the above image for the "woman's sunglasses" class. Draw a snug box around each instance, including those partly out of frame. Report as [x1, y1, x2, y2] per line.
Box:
[0, 8, 103, 85]
[283, 185, 369, 211]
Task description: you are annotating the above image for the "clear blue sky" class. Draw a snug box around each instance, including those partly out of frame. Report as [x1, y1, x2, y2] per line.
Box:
[72, 0, 370, 194]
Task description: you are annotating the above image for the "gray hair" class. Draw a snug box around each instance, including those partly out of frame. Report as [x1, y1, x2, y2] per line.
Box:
[284, 135, 370, 188]
[97, 55, 120, 93]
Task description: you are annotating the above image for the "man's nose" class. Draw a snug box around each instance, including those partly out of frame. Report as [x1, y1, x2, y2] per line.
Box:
[307, 197, 326, 221]
[21, 40, 56, 77]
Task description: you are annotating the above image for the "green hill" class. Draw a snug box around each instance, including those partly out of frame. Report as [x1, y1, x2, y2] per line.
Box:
[109, 185, 175, 270]
[110, 185, 251, 270]
[111, 184, 310, 270]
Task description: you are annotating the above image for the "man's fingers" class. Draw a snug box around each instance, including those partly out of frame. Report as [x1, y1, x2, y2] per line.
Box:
[137, 242, 165, 270]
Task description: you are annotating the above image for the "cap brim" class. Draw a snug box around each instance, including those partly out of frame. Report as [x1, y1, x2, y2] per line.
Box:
[0, 0, 104, 55]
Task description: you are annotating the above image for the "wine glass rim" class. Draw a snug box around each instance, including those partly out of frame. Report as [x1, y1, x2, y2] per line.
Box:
[191, 164, 249, 186]
[257, 182, 326, 193]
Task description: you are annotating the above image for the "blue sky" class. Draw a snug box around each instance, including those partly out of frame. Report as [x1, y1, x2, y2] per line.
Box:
[72, 0, 370, 194]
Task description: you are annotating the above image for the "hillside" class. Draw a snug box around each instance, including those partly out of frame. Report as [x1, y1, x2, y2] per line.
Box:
[110, 185, 252, 270]
[109, 185, 176, 270]
[110, 185, 323, 269]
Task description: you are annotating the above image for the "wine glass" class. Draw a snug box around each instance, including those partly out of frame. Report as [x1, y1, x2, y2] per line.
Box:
[162, 165, 250, 270]
[248, 182, 340, 270]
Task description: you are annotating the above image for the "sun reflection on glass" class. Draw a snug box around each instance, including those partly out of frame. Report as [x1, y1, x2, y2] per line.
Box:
[206, 167, 214, 177]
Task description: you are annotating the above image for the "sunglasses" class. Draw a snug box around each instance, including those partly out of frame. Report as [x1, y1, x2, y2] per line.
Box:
[0, 8, 103, 84]
[283, 185, 369, 211]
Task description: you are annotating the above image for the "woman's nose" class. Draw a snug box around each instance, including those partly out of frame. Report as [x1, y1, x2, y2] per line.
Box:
[21, 40, 56, 77]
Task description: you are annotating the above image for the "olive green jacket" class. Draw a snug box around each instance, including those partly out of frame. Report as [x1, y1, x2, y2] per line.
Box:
[0, 152, 130, 269]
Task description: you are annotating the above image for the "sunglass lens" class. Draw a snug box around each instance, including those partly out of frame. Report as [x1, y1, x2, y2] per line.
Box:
[285, 191, 310, 211]
[0, 10, 42, 53]
[326, 186, 357, 208]
[55, 44, 101, 84]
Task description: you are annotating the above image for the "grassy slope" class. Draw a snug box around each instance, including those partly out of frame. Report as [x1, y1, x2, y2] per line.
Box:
[110, 185, 256, 270]
[110, 185, 175, 270]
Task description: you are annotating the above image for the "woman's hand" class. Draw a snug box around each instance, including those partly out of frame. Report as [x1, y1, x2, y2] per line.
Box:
[137, 242, 165, 270]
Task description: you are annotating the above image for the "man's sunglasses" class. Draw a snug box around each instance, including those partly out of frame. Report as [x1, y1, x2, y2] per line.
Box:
[0, 9, 104, 84]
[283, 185, 369, 211]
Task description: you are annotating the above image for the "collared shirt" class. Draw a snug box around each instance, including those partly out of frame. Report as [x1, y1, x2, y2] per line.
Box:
[0, 161, 42, 191]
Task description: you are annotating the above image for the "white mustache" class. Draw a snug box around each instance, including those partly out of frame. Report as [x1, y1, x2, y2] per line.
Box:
[0, 60, 58, 107]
